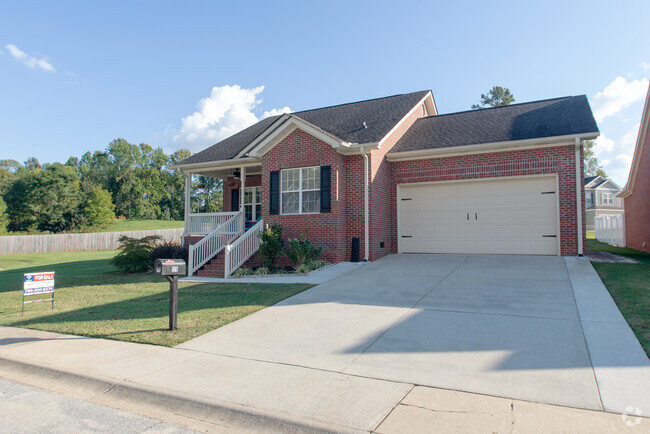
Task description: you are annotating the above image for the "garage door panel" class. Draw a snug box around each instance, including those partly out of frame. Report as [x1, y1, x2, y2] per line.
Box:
[399, 176, 558, 255]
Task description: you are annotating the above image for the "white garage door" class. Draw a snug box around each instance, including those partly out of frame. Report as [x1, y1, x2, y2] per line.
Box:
[399, 176, 559, 255]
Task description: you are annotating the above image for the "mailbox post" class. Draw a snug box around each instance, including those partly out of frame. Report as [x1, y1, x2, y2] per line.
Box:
[154, 259, 186, 330]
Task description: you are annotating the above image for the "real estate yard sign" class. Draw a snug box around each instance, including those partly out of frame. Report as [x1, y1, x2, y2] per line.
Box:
[23, 272, 55, 313]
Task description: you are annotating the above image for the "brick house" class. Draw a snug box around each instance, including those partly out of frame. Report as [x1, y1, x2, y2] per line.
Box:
[172, 90, 599, 277]
[618, 85, 650, 252]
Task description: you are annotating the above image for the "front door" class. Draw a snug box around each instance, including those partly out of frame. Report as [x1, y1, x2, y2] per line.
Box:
[244, 186, 261, 223]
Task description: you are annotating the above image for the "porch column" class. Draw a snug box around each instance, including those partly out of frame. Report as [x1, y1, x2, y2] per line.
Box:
[183, 172, 191, 241]
[240, 166, 246, 212]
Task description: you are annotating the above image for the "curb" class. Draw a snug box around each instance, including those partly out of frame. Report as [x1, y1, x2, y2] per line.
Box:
[0, 355, 347, 433]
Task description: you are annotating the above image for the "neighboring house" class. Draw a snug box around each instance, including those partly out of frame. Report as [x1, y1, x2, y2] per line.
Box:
[618, 85, 650, 253]
[172, 90, 599, 277]
[584, 175, 624, 230]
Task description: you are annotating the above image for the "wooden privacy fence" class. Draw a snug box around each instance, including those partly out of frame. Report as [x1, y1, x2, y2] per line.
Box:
[594, 214, 626, 248]
[0, 228, 184, 255]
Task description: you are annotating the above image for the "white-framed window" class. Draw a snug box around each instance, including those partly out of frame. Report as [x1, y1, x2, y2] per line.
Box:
[281, 166, 320, 214]
[600, 192, 613, 205]
[585, 192, 592, 207]
[244, 186, 261, 222]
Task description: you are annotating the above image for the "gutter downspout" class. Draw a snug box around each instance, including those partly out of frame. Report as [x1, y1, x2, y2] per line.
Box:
[361, 147, 370, 261]
[575, 138, 584, 256]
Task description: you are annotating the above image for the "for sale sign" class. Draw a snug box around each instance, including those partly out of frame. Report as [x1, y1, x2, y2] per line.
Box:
[24, 272, 55, 295]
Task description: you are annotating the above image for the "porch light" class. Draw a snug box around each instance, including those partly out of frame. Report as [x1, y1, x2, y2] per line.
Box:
[233, 170, 241, 179]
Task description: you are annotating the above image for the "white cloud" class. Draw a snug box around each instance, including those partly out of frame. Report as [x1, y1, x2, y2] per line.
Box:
[262, 106, 292, 119]
[596, 123, 641, 186]
[643, 62, 650, 71]
[5, 43, 55, 73]
[594, 134, 614, 155]
[591, 76, 648, 122]
[170, 85, 292, 151]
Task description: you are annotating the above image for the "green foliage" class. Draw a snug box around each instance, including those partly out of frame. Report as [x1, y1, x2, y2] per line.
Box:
[306, 260, 329, 271]
[110, 235, 162, 273]
[4, 163, 83, 232]
[259, 224, 285, 269]
[233, 267, 254, 277]
[584, 140, 607, 178]
[472, 86, 515, 109]
[0, 139, 196, 234]
[294, 263, 310, 274]
[149, 241, 189, 268]
[254, 266, 269, 275]
[285, 231, 322, 267]
[83, 187, 116, 227]
[0, 197, 8, 234]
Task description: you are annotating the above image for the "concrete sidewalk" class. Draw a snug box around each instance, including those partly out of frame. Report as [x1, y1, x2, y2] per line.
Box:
[0, 326, 646, 432]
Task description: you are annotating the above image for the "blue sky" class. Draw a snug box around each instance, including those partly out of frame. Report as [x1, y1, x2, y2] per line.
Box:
[1, 0, 649, 185]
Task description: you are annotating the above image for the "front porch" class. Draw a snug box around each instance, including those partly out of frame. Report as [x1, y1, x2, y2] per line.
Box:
[181, 161, 264, 278]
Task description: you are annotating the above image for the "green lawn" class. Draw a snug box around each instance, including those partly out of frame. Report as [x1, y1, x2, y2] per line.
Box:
[1, 219, 184, 236]
[0, 251, 310, 347]
[587, 238, 650, 356]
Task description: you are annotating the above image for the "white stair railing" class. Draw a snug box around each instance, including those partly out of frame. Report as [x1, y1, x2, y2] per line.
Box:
[188, 211, 244, 276]
[187, 212, 239, 235]
[224, 220, 264, 278]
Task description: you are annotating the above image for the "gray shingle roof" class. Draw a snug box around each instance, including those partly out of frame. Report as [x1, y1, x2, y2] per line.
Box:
[178, 90, 430, 165]
[390, 95, 599, 154]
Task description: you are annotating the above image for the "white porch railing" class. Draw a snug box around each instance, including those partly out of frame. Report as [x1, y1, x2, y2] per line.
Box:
[595, 214, 626, 247]
[188, 211, 244, 276]
[224, 220, 264, 278]
[187, 212, 240, 235]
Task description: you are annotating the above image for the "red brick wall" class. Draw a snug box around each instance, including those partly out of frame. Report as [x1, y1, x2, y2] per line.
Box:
[261, 128, 353, 263]
[389, 144, 585, 256]
[624, 128, 650, 252]
[368, 101, 428, 260]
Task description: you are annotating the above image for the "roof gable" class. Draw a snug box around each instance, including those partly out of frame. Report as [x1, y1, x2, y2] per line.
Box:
[389, 95, 599, 154]
[175, 90, 432, 167]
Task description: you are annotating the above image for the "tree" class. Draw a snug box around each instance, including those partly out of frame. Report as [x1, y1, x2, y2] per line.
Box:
[472, 86, 515, 109]
[83, 187, 116, 227]
[583, 140, 607, 178]
[0, 197, 8, 234]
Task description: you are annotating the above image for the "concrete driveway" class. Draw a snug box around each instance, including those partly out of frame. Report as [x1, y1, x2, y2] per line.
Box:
[179, 254, 650, 413]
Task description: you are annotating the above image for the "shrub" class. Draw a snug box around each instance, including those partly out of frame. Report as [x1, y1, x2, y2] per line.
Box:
[286, 231, 322, 267]
[294, 263, 310, 274]
[233, 267, 254, 277]
[306, 260, 329, 271]
[150, 241, 188, 268]
[110, 235, 161, 273]
[259, 224, 284, 270]
[254, 266, 269, 275]
[83, 187, 116, 228]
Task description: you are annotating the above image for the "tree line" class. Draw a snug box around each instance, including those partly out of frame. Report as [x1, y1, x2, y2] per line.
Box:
[0, 139, 220, 234]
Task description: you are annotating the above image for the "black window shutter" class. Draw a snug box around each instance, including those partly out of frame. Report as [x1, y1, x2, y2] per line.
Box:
[231, 188, 239, 212]
[320, 166, 331, 213]
[269, 171, 280, 215]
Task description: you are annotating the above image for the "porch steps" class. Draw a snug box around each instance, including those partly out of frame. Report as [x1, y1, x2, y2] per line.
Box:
[195, 253, 226, 278]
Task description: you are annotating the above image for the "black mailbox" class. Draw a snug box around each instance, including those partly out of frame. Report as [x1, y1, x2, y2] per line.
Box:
[154, 259, 186, 276]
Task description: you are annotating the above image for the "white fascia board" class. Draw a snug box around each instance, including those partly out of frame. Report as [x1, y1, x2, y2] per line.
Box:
[246, 115, 348, 158]
[377, 92, 435, 149]
[234, 114, 292, 159]
[623, 87, 650, 193]
[337, 142, 379, 155]
[386, 132, 600, 162]
[170, 156, 262, 172]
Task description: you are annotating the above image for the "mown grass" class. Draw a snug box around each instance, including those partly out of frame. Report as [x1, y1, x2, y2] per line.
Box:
[1, 219, 184, 236]
[587, 238, 650, 356]
[0, 250, 310, 347]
